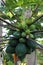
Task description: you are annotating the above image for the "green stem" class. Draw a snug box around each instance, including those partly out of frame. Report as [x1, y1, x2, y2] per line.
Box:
[29, 15, 43, 27]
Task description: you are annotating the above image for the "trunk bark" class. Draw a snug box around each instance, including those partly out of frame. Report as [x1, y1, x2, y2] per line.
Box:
[0, 21, 2, 44]
[26, 51, 37, 65]
[16, 51, 37, 65]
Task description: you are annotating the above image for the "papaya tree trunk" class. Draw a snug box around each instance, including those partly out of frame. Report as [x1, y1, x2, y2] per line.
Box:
[0, 21, 2, 44]
[13, 51, 37, 65]
[26, 51, 37, 65]
[13, 54, 19, 65]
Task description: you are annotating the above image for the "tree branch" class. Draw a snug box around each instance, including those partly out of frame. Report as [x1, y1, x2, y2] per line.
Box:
[0, 24, 15, 31]
[29, 14, 43, 27]
[0, 17, 14, 27]
[32, 5, 39, 16]
[2, 0, 14, 16]
[31, 30, 43, 34]
[1, 0, 20, 22]
[26, 38, 43, 49]
[0, 17, 20, 30]
[33, 5, 39, 13]
[37, 48, 43, 54]
[0, 10, 10, 19]
[2, 0, 5, 4]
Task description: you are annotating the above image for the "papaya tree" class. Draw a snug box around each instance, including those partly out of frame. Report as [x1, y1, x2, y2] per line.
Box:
[0, 0, 43, 62]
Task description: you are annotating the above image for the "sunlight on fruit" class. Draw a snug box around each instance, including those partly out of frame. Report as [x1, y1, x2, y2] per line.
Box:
[7, 12, 13, 18]
[38, 12, 43, 16]
[21, 63, 26, 65]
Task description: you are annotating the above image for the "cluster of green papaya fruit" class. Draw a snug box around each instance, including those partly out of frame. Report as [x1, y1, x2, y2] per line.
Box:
[6, 30, 36, 61]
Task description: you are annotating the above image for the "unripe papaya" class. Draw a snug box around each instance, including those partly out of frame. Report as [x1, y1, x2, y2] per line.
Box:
[29, 25, 36, 30]
[19, 38, 26, 43]
[13, 31, 21, 39]
[25, 29, 30, 34]
[6, 45, 15, 54]
[21, 32, 26, 37]
[27, 39, 36, 50]
[15, 44, 27, 57]
[9, 39, 18, 47]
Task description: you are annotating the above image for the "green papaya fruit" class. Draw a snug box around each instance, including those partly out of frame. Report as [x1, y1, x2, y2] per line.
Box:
[6, 45, 15, 54]
[25, 29, 30, 34]
[21, 32, 26, 37]
[19, 38, 26, 43]
[15, 44, 27, 57]
[21, 22, 28, 30]
[9, 39, 18, 47]
[16, 22, 22, 29]
[29, 34, 34, 38]
[29, 25, 36, 30]
[13, 31, 21, 39]
[27, 39, 36, 50]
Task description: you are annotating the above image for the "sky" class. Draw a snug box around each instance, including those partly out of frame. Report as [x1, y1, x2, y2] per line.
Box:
[2, 28, 9, 36]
